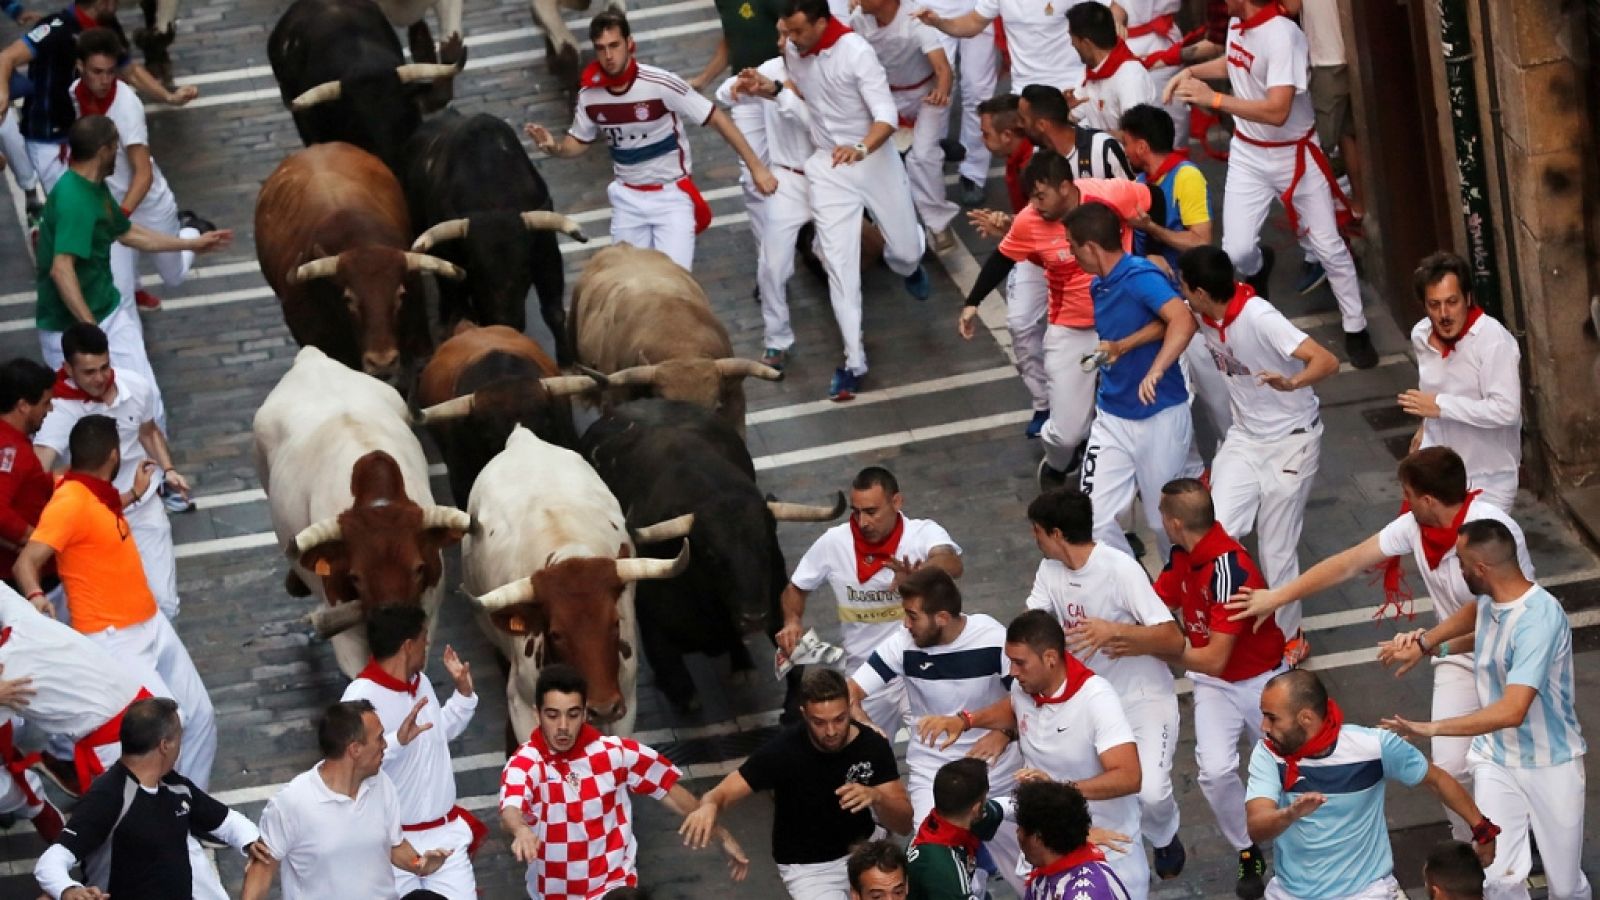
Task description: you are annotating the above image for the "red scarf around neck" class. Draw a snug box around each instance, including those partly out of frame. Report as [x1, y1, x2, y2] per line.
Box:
[1083, 40, 1139, 82]
[52, 367, 111, 403]
[1032, 653, 1095, 706]
[73, 78, 116, 117]
[1265, 698, 1344, 791]
[1199, 282, 1256, 343]
[528, 722, 602, 762]
[71, 4, 100, 30]
[580, 57, 639, 90]
[1232, 2, 1285, 32]
[1375, 490, 1481, 620]
[61, 471, 124, 521]
[1435, 305, 1483, 358]
[357, 657, 420, 696]
[1171, 522, 1254, 599]
[800, 17, 852, 56]
[912, 810, 980, 858]
[851, 514, 904, 583]
[1025, 843, 1107, 885]
[1147, 147, 1191, 186]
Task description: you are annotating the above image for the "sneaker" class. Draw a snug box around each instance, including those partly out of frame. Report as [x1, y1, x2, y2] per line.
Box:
[1344, 328, 1378, 370]
[1025, 409, 1049, 440]
[940, 138, 967, 163]
[160, 482, 196, 514]
[1237, 845, 1268, 900]
[34, 753, 83, 797]
[31, 798, 65, 844]
[1283, 630, 1312, 667]
[958, 176, 985, 207]
[903, 265, 931, 302]
[1125, 531, 1147, 560]
[1245, 246, 1275, 297]
[135, 289, 162, 311]
[828, 367, 861, 402]
[178, 209, 217, 234]
[1153, 835, 1186, 879]
[1295, 260, 1328, 295]
[928, 227, 956, 254]
[1037, 457, 1068, 492]
[761, 347, 788, 376]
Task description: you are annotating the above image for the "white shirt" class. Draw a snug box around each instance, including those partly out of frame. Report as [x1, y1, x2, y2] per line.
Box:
[570, 63, 715, 186]
[716, 58, 816, 171]
[69, 79, 174, 215]
[342, 672, 478, 825]
[1413, 313, 1522, 482]
[1025, 544, 1176, 698]
[784, 30, 901, 150]
[1376, 500, 1533, 624]
[1076, 55, 1155, 133]
[1010, 674, 1141, 850]
[1225, 15, 1317, 144]
[973, 0, 1102, 90]
[790, 516, 962, 669]
[1194, 293, 1321, 440]
[850, 5, 941, 93]
[1297, 0, 1345, 66]
[35, 368, 162, 502]
[0, 584, 143, 739]
[258, 765, 404, 900]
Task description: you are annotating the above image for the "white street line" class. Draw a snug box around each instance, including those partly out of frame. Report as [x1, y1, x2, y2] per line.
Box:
[747, 366, 1015, 425]
[173, 532, 281, 560]
[0, 260, 260, 308]
[752, 410, 1034, 472]
[1338, 352, 1409, 374]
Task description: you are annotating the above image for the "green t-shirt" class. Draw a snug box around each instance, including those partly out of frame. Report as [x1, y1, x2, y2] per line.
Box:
[715, 0, 783, 73]
[36, 170, 130, 332]
[907, 801, 1003, 900]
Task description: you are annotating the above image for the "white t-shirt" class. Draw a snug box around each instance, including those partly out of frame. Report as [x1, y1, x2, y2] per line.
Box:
[974, 0, 1102, 90]
[1076, 56, 1155, 133]
[570, 63, 715, 186]
[1225, 15, 1317, 144]
[342, 673, 478, 826]
[0, 584, 143, 740]
[850, 5, 941, 91]
[1297, 0, 1346, 67]
[1194, 294, 1321, 441]
[258, 766, 404, 900]
[35, 368, 161, 501]
[784, 32, 900, 150]
[1010, 674, 1141, 854]
[790, 516, 962, 669]
[1376, 500, 1533, 623]
[1025, 544, 1176, 698]
[69, 79, 175, 217]
[1413, 313, 1522, 482]
[715, 58, 816, 171]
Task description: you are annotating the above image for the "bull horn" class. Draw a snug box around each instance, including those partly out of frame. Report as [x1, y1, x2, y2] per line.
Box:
[289, 256, 340, 284]
[575, 364, 612, 387]
[539, 374, 604, 398]
[289, 516, 344, 557]
[603, 364, 660, 387]
[290, 80, 342, 110]
[521, 211, 589, 243]
[304, 601, 365, 639]
[616, 541, 691, 583]
[714, 357, 783, 382]
[419, 506, 473, 531]
[473, 576, 535, 611]
[413, 394, 475, 425]
[631, 512, 694, 544]
[404, 253, 466, 281]
[769, 491, 848, 522]
[395, 62, 464, 84]
[412, 218, 469, 253]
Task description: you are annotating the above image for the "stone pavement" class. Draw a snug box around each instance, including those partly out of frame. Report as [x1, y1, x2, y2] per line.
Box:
[0, 1, 1597, 897]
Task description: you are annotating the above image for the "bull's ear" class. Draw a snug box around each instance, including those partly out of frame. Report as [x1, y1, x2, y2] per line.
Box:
[299, 543, 351, 603]
[490, 602, 547, 638]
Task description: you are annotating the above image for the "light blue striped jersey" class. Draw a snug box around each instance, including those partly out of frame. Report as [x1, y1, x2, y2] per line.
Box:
[1471, 584, 1586, 767]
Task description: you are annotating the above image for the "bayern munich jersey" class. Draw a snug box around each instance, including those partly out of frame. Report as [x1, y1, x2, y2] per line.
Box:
[570, 64, 716, 186]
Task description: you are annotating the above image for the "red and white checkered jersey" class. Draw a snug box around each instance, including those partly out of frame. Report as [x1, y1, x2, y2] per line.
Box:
[499, 725, 681, 899]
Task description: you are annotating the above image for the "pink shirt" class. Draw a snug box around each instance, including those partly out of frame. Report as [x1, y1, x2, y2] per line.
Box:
[998, 179, 1151, 327]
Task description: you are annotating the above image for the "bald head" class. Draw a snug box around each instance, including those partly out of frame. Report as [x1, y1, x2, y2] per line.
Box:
[1267, 668, 1328, 718]
[1159, 478, 1214, 534]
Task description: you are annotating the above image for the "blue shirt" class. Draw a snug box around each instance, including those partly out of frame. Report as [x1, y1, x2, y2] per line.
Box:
[1090, 254, 1188, 420]
[1471, 585, 1586, 768]
[1246, 724, 1428, 899]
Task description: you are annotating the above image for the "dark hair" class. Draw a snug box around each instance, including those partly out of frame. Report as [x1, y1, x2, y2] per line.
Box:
[318, 699, 376, 758]
[67, 414, 119, 473]
[120, 696, 181, 755]
[76, 26, 126, 62]
[846, 839, 906, 891]
[1027, 488, 1094, 543]
[977, 93, 1021, 133]
[366, 605, 428, 661]
[1022, 148, 1075, 190]
[799, 666, 848, 706]
[897, 566, 962, 617]
[932, 758, 989, 815]
[1013, 780, 1091, 854]
[535, 663, 589, 709]
[1159, 478, 1215, 533]
[1006, 609, 1065, 657]
[1118, 103, 1176, 153]
[61, 321, 110, 362]
[1458, 518, 1518, 568]
[1178, 245, 1236, 301]
[68, 115, 119, 163]
[1267, 668, 1329, 718]
[851, 466, 900, 497]
[782, 0, 832, 21]
[1412, 251, 1474, 305]
[589, 9, 630, 41]
[1064, 202, 1123, 252]
[1423, 841, 1485, 900]
[1066, 2, 1117, 48]
[1397, 447, 1468, 505]
[1019, 84, 1071, 126]
[0, 358, 55, 413]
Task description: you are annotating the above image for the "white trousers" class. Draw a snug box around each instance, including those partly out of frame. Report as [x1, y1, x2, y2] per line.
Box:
[1431, 657, 1478, 840]
[112, 191, 197, 315]
[1039, 324, 1100, 470]
[1079, 403, 1194, 560]
[1005, 263, 1050, 412]
[779, 854, 852, 900]
[896, 91, 961, 233]
[1265, 873, 1402, 900]
[38, 302, 169, 433]
[24, 140, 69, 194]
[730, 101, 770, 245]
[1470, 753, 1590, 900]
[1192, 667, 1282, 850]
[606, 179, 697, 271]
[394, 816, 478, 899]
[757, 168, 813, 351]
[1181, 332, 1233, 464]
[1124, 690, 1181, 848]
[83, 613, 216, 790]
[0, 114, 37, 192]
[806, 145, 925, 375]
[1126, 28, 1188, 145]
[1220, 139, 1366, 333]
[934, 29, 997, 185]
[0, 763, 45, 816]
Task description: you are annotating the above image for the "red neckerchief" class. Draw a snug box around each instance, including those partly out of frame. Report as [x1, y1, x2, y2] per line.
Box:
[357, 657, 420, 696]
[1435, 305, 1484, 358]
[1265, 698, 1343, 791]
[1031, 653, 1094, 706]
[799, 17, 852, 56]
[73, 78, 115, 117]
[528, 723, 603, 762]
[71, 4, 100, 30]
[52, 367, 111, 403]
[851, 514, 904, 583]
[1171, 522, 1250, 600]
[1147, 148, 1191, 186]
[1374, 490, 1480, 621]
[1083, 40, 1139, 82]
[1417, 490, 1481, 570]
[0, 626, 10, 647]
[580, 57, 639, 90]
[1005, 141, 1034, 213]
[1199, 282, 1256, 343]
[912, 810, 980, 858]
[1231, 2, 1284, 32]
[61, 471, 124, 521]
[1025, 843, 1106, 885]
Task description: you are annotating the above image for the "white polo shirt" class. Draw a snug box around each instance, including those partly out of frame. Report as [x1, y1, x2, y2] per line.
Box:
[258, 765, 404, 900]
[1010, 674, 1141, 853]
[784, 31, 899, 150]
[1025, 544, 1176, 699]
[0, 585, 143, 739]
[1076, 51, 1155, 133]
[715, 58, 817, 171]
[69, 79, 175, 217]
[342, 673, 478, 826]
[1413, 313, 1522, 484]
[1225, 14, 1317, 144]
[570, 63, 715, 186]
[973, 0, 1101, 90]
[34, 368, 161, 501]
[1376, 500, 1533, 624]
[850, 5, 941, 114]
[1194, 292, 1321, 441]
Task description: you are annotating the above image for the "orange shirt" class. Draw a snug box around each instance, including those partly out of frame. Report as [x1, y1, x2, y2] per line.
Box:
[998, 178, 1152, 328]
[30, 479, 157, 633]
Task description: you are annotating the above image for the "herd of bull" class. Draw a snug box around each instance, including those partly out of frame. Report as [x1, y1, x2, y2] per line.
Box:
[247, 0, 844, 739]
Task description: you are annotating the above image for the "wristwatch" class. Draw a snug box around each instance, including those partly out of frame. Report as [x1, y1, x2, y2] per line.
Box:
[772, 80, 784, 96]
[853, 142, 869, 159]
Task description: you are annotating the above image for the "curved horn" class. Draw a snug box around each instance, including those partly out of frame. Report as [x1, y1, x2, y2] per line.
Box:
[615, 540, 691, 583]
[394, 62, 464, 84]
[288, 256, 340, 285]
[538, 374, 604, 398]
[768, 491, 848, 522]
[412, 218, 469, 253]
[419, 506, 473, 531]
[575, 364, 612, 387]
[305, 601, 365, 639]
[289, 516, 343, 557]
[290, 80, 342, 110]
[413, 394, 475, 425]
[404, 253, 466, 281]
[630, 512, 694, 544]
[602, 364, 660, 387]
[714, 357, 783, 382]
[521, 211, 589, 243]
[473, 577, 535, 611]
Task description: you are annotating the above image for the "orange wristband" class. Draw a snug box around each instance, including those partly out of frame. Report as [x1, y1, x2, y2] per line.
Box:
[1211, 93, 1223, 110]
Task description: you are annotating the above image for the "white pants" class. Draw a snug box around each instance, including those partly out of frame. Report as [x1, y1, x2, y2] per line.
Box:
[39, 302, 169, 433]
[1181, 332, 1233, 463]
[1265, 873, 1402, 900]
[83, 613, 216, 790]
[895, 89, 961, 233]
[124, 489, 182, 619]
[1431, 657, 1478, 840]
[1470, 753, 1590, 900]
[1469, 469, 1518, 514]
[1220, 138, 1366, 333]
[934, 29, 997, 185]
[394, 816, 477, 899]
[779, 854, 852, 900]
[806, 145, 924, 375]
[606, 179, 697, 271]
[1192, 667, 1282, 850]
[24, 139, 69, 194]
[1124, 690, 1181, 848]
[1040, 324, 1100, 470]
[859, 677, 908, 740]
[730, 101, 770, 246]
[1005, 263, 1050, 412]
[1126, 28, 1188, 145]
[0, 762, 45, 816]
[0, 114, 37, 192]
[757, 168, 813, 351]
[1079, 403, 1195, 560]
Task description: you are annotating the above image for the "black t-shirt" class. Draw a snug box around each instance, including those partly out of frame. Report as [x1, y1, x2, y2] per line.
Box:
[712, 0, 782, 74]
[740, 720, 901, 865]
[58, 762, 230, 898]
[19, 7, 130, 141]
